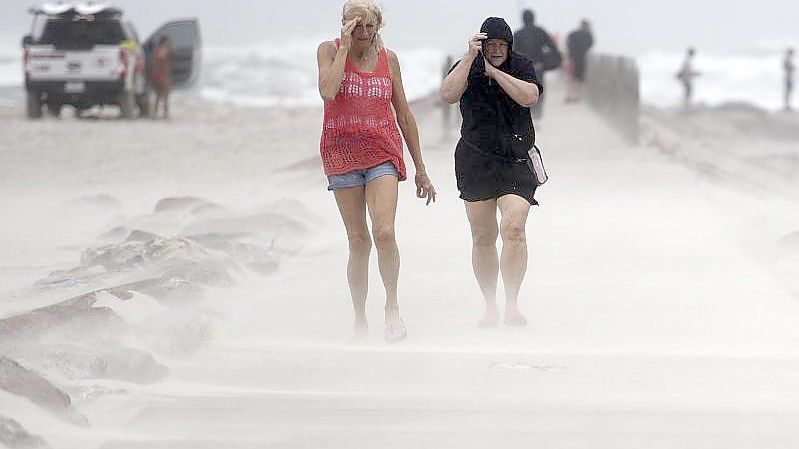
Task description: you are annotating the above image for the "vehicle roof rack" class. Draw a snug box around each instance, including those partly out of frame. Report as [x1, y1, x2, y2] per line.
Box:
[29, 3, 123, 17]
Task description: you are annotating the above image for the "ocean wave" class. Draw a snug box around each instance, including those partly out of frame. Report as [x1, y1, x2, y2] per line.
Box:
[200, 39, 445, 107]
[0, 46, 22, 89]
[639, 50, 790, 110]
[1, 36, 794, 111]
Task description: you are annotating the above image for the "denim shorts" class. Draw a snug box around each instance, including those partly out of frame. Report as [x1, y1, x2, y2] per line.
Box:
[327, 161, 399, 190]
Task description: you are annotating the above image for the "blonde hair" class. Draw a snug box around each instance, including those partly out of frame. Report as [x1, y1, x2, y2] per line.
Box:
[342, 0, 385, 49]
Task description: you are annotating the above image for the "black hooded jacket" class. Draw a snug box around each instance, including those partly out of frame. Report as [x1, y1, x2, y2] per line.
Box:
[451, 17, 543, 159]
[449, 17, 544, 205]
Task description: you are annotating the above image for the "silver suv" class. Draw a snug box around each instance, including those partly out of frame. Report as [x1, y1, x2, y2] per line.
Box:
[22, 3, 200, 118]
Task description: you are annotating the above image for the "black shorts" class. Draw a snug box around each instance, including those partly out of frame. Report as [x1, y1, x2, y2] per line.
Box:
[572, 57, 587, 81]
[455, 140, 538, 205]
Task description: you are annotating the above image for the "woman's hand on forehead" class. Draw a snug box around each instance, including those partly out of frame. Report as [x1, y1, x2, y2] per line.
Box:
[354, 16, 376, 28]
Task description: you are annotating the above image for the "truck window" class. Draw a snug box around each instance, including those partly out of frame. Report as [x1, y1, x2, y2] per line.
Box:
[39, 19, 125, 49]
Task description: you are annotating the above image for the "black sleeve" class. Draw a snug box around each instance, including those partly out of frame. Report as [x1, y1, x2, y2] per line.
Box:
[447, 59, 462, 75]
[516, 59, 544, 96]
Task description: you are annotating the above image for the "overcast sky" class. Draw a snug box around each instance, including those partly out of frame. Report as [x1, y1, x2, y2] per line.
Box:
[2, 0, 797, 55]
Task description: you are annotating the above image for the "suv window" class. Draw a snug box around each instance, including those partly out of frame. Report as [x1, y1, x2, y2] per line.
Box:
[38, 18, 125, 49]
[168, 22, 195, 48]
[151, 22, 195, 49]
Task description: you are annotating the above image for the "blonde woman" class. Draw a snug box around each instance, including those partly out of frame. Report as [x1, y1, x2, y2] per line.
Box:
[317, 0, 436, 343]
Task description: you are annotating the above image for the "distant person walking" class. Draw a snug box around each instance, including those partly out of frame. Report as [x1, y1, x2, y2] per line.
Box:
[441, 17, 542, 328]
[317, 0, 436, 343]
[513, 9, 561, 119]
[149, 36, 172, 119]
[676, 47, 699, 109]
[441, 54, 455, 139]
[784, 48, 794, 112]
[564, 19, 594, 103]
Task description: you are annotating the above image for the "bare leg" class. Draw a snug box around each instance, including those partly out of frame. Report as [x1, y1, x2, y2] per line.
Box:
[497, 195, 531, 325]
[364, 175, 400, 326]
[334, 186, 371, 333]
[153, 94, 161, 120]
[163, 90, 170, 119]
[465, 199, 499, 325]
[565, 72, 578, 103]
[683, 82, 692, 110]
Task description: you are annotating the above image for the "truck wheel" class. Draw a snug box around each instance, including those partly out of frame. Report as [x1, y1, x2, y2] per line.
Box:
[118, 90, 135, 119]
[26, 91, 43, 119]
[46, 103, 63, 118]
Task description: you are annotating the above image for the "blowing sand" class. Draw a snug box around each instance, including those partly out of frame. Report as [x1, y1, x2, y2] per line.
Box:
[2, 82, 799, 448]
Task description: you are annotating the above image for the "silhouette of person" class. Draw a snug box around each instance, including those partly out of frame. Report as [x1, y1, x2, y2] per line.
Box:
[565, 19, 594, 102]
[676, 47, 700, 109]
[441, 54, 454, 137]
[513, 9, 561, 119]
[784, 48, 795, 112]
[150, 36, 172, 119]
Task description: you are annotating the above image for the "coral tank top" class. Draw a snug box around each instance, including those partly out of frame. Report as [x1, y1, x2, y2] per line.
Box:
[320, 39, 406, 181]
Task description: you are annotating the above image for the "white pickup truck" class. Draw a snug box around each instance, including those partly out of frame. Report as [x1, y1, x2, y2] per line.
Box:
[22, 3, 200, 119]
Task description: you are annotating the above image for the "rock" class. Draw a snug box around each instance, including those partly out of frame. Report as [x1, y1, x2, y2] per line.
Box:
[185, 234, 280, 275]
[80, 237, 208, 271]
[3, 344, 167, 384]
[184, 213, 307, 237]
[98, 225, 129, 242]
[0, 355, 88, 426]
[137, 311, 215, 356]
[124, 230, 163, 243]
[66, 194, 122, 211]
[0, 415, 50, 448]
[154, 197, 219, 213]
[0, 293, 126, 345]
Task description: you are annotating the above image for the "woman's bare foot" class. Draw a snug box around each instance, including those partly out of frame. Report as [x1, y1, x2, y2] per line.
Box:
[384, 317, 406, 343]
[478, 305, 500, 328]
[504, 307, 527, 327]
[351, 319, 368, 342]
[384, 305, 405, 343]
[350, 314, 368, 343]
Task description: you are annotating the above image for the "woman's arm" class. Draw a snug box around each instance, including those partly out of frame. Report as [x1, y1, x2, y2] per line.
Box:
[317, 19, 358, 102]
[388, 50, 436, 204]
[484, 60, 540, 107]
[441, 33, 485, 104]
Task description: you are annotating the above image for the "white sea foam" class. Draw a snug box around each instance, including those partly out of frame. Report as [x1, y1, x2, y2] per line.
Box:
[200, 38, 445, 107]
[639, 49, 793, 110]
[1, 36, 796, 111]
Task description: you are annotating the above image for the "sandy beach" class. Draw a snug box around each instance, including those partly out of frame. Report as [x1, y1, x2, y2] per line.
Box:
[2, 80, 799, 448]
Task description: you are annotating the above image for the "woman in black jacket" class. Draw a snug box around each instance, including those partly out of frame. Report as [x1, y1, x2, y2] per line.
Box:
[441, 17, 542, 328]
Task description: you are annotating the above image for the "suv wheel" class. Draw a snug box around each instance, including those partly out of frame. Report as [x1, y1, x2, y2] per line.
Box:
[26, 91, 43, 119]
[46, 103, 63, 118]
[118, 90, 136, 119]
